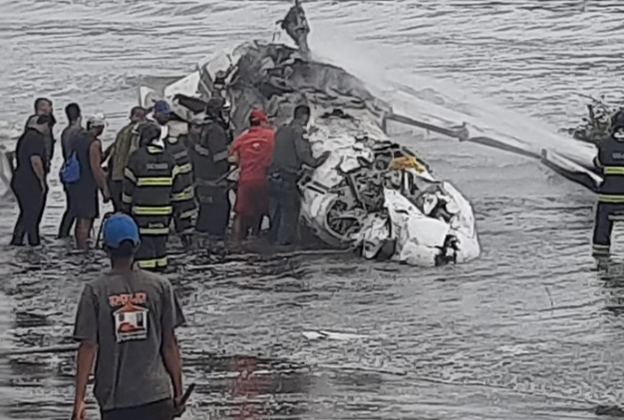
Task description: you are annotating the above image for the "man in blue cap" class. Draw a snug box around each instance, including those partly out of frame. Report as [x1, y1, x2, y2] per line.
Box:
[154, 100, 172, 127]
[71, 213, 186, 420]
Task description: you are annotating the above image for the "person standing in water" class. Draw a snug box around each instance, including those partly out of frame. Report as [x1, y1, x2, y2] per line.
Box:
[229, 109, 276, 242]
[24, 97, 57, 173]
[70, 115, 110, 250]
[71, 213, 186, 420]
[107, 106, 147, 211]
[190, 98, 231, 238]
[57, 102, 83, 239]
[122, 123, 194, 272]
[10, 115, 52, 247]
[267, 104, 329, 246]
[592, 110, 624, 267]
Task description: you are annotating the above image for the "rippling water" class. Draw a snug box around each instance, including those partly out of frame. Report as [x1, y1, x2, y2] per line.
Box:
[2, 0, 624, 419]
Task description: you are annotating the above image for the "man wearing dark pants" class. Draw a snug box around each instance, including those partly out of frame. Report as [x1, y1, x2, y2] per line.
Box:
[57, 103, 83, 239]
[267, 104, 329, 245]
[592, 111, 624, 267]
[71, 214, 186, 420]
[10, 115, 51, 247]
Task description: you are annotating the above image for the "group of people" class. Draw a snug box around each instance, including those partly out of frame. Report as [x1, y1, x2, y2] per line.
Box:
[8, 95, 330, 271]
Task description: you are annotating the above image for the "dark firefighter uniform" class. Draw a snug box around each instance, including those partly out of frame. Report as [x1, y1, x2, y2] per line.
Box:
[164, 129, 197, 235]
[190, 99, 231, 238]
[592, 114, 624, 260]
[121, 125, 194, 271]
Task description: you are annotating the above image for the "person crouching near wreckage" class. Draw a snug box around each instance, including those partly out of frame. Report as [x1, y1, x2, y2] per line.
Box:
[229, 109, 276, 242]
[592, 111, 624, 267]
[190, 97, 231, 239]
[121, 123, 194, 272]
[268, 104, 330, 246]
[71, 214, 186, 420]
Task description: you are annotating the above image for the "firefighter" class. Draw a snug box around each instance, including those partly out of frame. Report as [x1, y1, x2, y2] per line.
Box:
[121, 123, 194, 272]
[191, 98, 231, 238]
[592, 110, 624, 266]
[163, 122, 197, 248]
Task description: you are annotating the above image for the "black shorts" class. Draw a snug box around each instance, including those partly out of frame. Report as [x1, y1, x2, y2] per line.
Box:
[69, 185, 99, 220]
[101, 398, 174, 420]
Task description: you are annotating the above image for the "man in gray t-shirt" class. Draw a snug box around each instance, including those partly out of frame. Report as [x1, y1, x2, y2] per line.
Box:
[71, 214, 186, 420]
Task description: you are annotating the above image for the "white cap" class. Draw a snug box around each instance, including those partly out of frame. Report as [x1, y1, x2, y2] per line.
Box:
[87, 113, 106, 128]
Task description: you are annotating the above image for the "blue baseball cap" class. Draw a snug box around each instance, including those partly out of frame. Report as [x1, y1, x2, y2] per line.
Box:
[103, 214, 140, 248]
[154, 100, 172, 115]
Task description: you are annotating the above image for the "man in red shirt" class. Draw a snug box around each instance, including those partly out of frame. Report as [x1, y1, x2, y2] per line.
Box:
[229, 109, 276, 242]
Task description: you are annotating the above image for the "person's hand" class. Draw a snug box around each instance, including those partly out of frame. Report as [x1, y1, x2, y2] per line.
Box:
[173, 395, 186, 418]
[102, 187, 111, 203]
[70, 400, 86, 420]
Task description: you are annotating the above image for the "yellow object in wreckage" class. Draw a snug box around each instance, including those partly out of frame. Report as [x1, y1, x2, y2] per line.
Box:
[389, 156, 426, 174]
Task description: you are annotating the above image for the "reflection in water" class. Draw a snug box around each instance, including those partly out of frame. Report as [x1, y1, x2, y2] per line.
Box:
[185, 353, 310, 419]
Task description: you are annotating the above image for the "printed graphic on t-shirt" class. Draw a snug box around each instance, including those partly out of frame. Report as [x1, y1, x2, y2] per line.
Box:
[107, 292, 149, 343]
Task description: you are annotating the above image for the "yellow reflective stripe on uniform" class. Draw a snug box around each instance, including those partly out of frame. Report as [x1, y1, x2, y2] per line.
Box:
[137, 256, 168, 268]
[124, 168, 137, 183]
[139, 227, 170, 235]
[598, 195, 624, 203]
[131, 206, 173, 216]
[178, 163, 193, 174]
[136, 177, 173, 187]
[603, 166, 624, 175]
[147, 146, 164, 154]
[171, 186, 195, 202]
[122, 193, 133, 204]
[172, 165, 181, 177]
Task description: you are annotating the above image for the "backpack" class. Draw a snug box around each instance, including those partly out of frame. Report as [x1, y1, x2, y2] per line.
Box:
[61, 151, 81, 184]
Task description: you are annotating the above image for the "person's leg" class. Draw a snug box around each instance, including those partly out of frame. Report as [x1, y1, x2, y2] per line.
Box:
[57, 185, 75, 238]
[75, 218, 94, 250]
[136, 235, 168, 272]
[592, 202, 613, 259]
[277, 183, 300, 246]
[267, 178, 281, 244]
[10, 186, 27, 246]
[27, 188, 45, 246]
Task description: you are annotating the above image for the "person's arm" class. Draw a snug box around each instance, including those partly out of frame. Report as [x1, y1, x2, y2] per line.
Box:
[28, 134, 47, 191]
[228, 140, 240, 166]
[30, 156, 46, 191]
[89, 139, 110, 199]
[72, 285, 99, 417]
[294, 128, 329, 168]
[103, 143, 115, 162]
[207, 125, 229, 165]
[170, 161, 196, 235]
[121, 151, 138, 214]
[161, 281, 186, 400]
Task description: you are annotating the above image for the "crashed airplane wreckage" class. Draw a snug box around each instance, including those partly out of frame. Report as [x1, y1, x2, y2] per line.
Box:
[139, 1, 480, 267]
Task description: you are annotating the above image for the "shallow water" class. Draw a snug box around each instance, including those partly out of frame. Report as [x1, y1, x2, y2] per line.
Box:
[2, 0, 624, 419]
